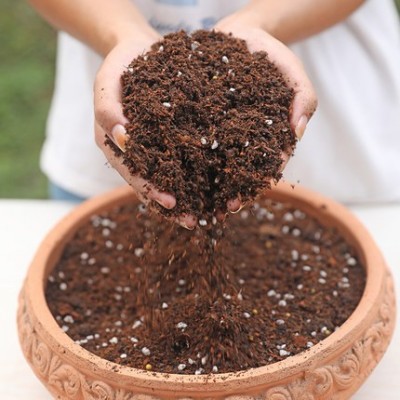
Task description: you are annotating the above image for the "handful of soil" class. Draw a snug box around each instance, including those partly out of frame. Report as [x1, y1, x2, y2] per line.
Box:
[107, 30, 296, 222]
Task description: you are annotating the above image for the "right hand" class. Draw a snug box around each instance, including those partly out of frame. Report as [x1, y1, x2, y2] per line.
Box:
[94, 35, 198, 230]
[214, 13, 318, 218]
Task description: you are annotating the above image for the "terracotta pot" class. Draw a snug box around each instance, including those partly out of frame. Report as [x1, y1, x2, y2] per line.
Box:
[17, 183, 396, 399]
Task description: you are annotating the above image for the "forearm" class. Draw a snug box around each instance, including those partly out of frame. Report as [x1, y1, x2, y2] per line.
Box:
[27, 0, 158, 55]
[239, 0, 366, 43]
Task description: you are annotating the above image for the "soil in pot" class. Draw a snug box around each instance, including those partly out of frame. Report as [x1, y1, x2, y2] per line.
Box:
[46, 198, 365, 375]
[106, 29, 296, 221]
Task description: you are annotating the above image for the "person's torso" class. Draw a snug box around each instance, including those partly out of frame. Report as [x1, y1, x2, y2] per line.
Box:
[42, 0, 400, 202]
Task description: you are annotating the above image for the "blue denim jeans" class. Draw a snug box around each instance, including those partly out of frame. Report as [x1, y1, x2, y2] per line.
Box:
[48, 182, 87, 203]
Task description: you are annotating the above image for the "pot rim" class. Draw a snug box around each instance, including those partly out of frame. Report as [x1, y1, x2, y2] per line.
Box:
[24, 182, 387, 393]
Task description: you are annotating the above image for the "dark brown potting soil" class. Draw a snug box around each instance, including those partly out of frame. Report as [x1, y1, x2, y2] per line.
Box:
[107, 30, 296, 221]
[46, 198, 365, 374]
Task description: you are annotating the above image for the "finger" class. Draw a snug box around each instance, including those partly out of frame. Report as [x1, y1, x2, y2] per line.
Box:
[145, 184, 176, 210]
[279, 151, 290, 173]
[110, 124, 128, 152]
[261, 42, 317, 139]
[176, 214, 197, 230]
[215, 210, 228, 222]
[94, 52, 129, 140]
[227, 198, 242, 213]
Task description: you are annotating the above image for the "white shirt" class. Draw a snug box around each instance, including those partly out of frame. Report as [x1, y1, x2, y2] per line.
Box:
[41, 0, 400, 203]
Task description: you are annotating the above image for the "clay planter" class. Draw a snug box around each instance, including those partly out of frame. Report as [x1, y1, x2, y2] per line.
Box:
[17, 183, 396, 399]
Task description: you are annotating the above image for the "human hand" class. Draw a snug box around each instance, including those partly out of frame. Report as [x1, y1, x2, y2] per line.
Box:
[94, 36, 198, 230]
[214, 12, 318, 215]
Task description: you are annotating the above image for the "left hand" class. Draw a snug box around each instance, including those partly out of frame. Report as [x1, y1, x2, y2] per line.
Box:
[94, 36, 197, 230]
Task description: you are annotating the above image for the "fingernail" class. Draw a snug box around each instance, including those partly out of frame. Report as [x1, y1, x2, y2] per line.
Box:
[179, 221, 195, 230]
[155, 199, 173, 210]
[154, 195, 176, 210]
[177, 217, 195, 230]
[295, 115, 308, 140]
[110, 124, 127, 152]
[230, 203, 245, 214]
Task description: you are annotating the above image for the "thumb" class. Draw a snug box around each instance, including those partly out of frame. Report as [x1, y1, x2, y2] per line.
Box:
[94, 51, 129, 151]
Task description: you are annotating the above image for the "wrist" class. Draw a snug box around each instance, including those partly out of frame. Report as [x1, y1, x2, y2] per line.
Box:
[232, 0, 366, 44]
[216, 7, 264, 31]
[104, 22, 160, 56]
[231, 1, 280, 34]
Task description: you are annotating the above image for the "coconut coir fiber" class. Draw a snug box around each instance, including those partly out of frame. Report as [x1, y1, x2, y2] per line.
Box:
[46, 199, 365, 375]
[107, 30, 296, 221]
[45, 31, 365, 375]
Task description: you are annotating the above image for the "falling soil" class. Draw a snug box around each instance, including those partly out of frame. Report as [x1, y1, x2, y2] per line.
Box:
[106, 30, 296, 221]
[46, 197, 365, 374]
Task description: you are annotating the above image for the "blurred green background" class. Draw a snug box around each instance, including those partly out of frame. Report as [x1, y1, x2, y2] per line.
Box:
[1, 1, 399, 199]
[0, 0, 56, 198]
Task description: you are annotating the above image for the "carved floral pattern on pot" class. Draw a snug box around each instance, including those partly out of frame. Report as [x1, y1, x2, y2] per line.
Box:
[17, 274, 395, 400]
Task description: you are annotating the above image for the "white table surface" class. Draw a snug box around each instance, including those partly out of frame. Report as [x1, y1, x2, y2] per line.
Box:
[0, 199, 399, 399]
